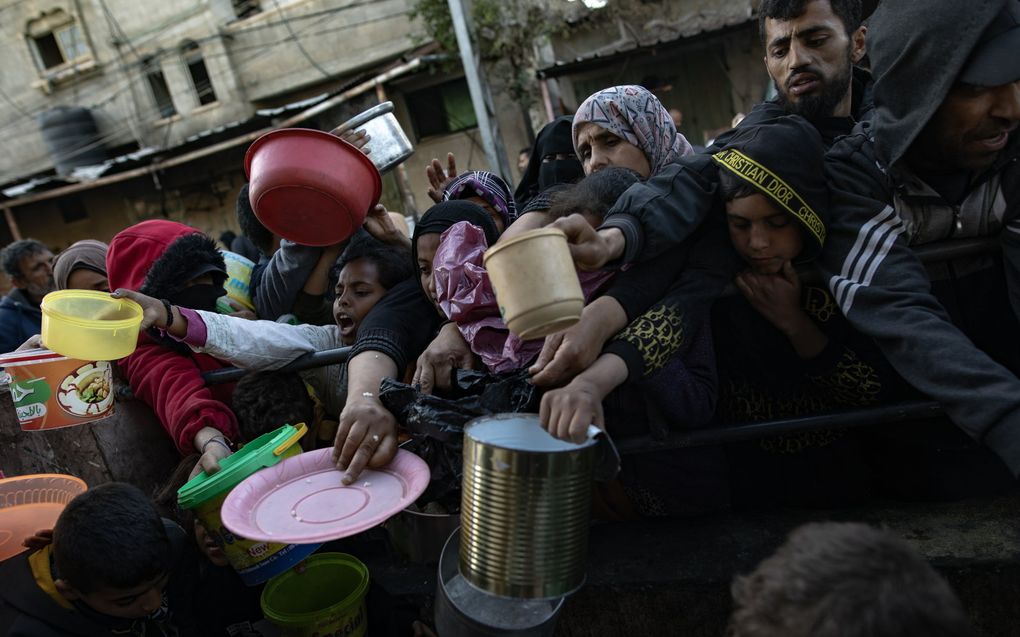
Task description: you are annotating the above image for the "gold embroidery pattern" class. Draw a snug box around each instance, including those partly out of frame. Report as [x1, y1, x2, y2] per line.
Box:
[721, 348, 882, 454]
[618, 305, 685, 375]
[807, 347, 882, 406]
[803, 286, 837, 323]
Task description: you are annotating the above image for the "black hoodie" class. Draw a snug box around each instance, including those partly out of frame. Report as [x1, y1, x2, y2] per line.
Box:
[819, 0, 1020, 476]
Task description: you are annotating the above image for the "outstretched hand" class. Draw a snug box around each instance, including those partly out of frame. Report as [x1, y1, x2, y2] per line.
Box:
[330, 126, 372, 156]
[412, 322, 476, 394]
[364, 204, 412, 249]
[15, 334, 43, 351]
[548, 215, 626, 271]
[111, 288, 169, 331]
[539, 377, 605, 443]
[426, 153, 460, 203]
[332, 395, 399, 485]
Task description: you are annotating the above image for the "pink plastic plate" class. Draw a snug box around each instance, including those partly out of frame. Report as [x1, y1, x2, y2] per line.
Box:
[220, 448, 430, 544]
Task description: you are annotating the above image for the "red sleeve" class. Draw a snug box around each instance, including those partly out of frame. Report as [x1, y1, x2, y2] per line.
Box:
[120, 340, 239, 454]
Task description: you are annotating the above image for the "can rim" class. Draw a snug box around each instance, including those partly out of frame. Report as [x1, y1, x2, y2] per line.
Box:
[482, 228, 566, 266]
[464, 413, 599, 453]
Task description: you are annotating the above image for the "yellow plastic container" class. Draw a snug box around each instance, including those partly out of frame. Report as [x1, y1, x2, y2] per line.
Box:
[41, 290, 143, 361]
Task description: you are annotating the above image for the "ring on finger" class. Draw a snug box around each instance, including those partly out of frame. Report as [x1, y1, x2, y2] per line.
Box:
[371, 434, 381, 443]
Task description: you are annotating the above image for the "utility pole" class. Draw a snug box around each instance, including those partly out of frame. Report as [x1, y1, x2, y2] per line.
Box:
[446, 0, 513, 181]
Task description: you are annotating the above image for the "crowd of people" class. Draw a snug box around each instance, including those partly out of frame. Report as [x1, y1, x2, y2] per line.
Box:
[1, 0, 1018, 633]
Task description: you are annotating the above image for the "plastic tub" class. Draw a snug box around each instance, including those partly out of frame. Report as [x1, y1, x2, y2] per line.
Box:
[244, 128, 382, 247]
[0, 349, 115, 430]
[0, 474, 87, 561]
[178, 423, 317, 586]
[261, 552, 370, 637]
[220, 250, 256, 311]
[483, 229, 584, 340]
[41, 290, 143, 361]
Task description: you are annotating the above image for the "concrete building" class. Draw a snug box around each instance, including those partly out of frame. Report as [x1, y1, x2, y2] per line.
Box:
[0, 0, 531, 266]
[537, 0, 770, 146]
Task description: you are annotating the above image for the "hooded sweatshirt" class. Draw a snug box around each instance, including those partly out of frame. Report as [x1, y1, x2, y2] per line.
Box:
[819, 0, 1020, 475]
[106, 220, 239, 453]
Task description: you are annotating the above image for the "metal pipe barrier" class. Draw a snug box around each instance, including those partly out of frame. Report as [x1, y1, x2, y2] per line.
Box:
[614, 400, 944, 455]
[201, 346, 352, 385]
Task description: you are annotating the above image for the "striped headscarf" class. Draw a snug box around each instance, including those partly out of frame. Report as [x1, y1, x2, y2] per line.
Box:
[442, 170, 518, 227]
[573, 85, 694, 176]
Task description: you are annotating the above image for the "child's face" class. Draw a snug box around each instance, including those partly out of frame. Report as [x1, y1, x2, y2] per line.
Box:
[333, 258, 387, 346]
[415, 233, 444, 317]
[464, 196, 506, 232]
[725, 193, 803, 274]
[194, 520, 229, 567]
[62, 572, 168, 619]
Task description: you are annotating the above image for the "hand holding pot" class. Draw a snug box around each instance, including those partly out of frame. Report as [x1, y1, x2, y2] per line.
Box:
[332, 127, 372, 156]
[549, 214, 627, 271]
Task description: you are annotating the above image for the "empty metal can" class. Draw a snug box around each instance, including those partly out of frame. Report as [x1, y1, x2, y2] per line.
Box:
[336, 101, 413, 174]
[460, 413, 597, 599]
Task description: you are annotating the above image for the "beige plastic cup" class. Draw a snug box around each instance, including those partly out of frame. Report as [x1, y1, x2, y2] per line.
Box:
[483, 228, 583, 340]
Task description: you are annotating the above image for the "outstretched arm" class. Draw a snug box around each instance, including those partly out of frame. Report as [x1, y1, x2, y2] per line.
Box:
[822, 135, 1020, 475]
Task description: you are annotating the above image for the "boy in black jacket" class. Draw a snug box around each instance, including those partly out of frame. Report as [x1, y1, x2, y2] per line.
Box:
[0, 482, 200, 637]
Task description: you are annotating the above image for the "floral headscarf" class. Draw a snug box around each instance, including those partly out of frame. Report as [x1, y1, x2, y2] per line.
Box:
[572, 85, 694, 176]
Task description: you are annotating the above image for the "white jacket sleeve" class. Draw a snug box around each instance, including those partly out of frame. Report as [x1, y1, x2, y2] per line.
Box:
[192, 311, 343, 371]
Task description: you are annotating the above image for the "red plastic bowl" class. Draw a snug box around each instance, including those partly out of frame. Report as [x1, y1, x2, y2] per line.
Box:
[244, 128, 382, 247]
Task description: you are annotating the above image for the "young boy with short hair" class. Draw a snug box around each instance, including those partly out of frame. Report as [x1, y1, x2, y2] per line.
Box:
[0, 482, 199, 636]
[727, 522, 973, 637]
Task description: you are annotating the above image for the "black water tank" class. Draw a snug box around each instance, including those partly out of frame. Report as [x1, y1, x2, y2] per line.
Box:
[38, 106, 109, 175]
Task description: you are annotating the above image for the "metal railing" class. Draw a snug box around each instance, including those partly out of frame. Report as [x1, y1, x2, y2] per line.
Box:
[201, 346, 352, 385]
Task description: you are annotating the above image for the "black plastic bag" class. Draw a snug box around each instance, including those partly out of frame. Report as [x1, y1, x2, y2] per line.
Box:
[380, 369, 539, 511]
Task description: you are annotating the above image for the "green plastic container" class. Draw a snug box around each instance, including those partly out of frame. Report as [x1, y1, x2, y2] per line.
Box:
[178, 423, 314, 585]
[261, 553, 370, 637]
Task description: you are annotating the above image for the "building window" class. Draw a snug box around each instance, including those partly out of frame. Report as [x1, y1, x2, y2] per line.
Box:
[181, 41, 217, 106]
[233, 0, 261, 18]
[144, 57, 176, 119]
[404, 79, 478, 139]
[58, 197, 88, 223]
[27, 9, 90, 71]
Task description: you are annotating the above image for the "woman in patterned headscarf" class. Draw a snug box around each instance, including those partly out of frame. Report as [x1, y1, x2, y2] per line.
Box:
[572, 85, 694, 178]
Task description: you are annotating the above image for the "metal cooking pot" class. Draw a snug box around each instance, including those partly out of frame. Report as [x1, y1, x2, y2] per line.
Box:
[385, 506, 460, 565]
[335, 101, 414, 174]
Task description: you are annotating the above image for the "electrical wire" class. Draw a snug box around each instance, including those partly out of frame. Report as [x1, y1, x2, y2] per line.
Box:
[0, 2, 407, 130]
[270, 0, 334, 80]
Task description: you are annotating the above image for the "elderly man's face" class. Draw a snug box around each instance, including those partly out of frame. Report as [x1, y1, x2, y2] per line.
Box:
[763, 0, 866, 119]
[910, 81, 1020, 173]
[15, 249, 55, 298]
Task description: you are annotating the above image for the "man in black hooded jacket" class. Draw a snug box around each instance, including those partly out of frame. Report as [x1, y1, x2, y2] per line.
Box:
[820, 0, 1020, 476]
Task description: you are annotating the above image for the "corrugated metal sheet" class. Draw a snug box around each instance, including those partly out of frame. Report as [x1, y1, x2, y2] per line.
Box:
[539, 2, 754, 78]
